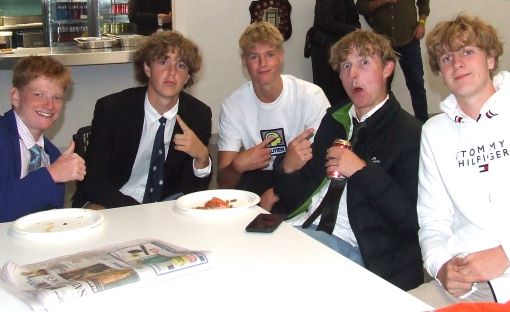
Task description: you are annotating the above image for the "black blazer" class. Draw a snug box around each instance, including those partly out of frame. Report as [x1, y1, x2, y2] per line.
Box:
[80, 86, 212, 208]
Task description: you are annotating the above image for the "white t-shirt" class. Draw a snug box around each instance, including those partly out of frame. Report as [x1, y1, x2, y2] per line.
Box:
[218, 74, 330, 170]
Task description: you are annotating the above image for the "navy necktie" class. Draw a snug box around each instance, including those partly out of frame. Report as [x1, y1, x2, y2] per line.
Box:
[302, 119, 364, 234]
[143, 117, 167, 203]
[27, 145, 43, 173]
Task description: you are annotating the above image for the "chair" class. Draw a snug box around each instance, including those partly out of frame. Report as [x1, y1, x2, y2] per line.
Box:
[72, 125, 91, 159]
[71, 126, 91, 208]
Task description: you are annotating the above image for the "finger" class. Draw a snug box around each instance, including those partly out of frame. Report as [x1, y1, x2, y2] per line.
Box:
[176, 115, 190, 132]
[63, 141, 75, 155]
[258, 134, 278, 148]
[296, 128, 315, 142]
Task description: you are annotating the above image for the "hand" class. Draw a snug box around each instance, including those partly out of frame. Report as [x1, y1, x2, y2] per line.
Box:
[414, 23, 426, 40]
[47, 141, 86, 183]
[437, 256, 477, 297]
[324, 145, 366, 178]
[457, 246, 510, 282]
[231, 135, 276, 173]
[281, 128, 314, 174]
[437, 246, 510, 297]
[173, 115, 209, 169]
[259, 188, 279, 212]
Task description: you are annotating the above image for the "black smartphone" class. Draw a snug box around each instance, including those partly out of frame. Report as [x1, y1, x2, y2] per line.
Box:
[245, 213, 284, 233]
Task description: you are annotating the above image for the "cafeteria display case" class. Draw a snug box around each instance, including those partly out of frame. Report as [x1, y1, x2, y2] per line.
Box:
[42, 0, 135, 47]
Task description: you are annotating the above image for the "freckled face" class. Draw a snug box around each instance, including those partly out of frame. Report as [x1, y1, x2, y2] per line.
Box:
[11, 76, 64, 140]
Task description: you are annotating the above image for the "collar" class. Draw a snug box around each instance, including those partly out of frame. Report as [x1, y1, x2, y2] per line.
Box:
[14, 110, 45, 150]
[349, 94, 389, 123]
[144, 93, 179, 122]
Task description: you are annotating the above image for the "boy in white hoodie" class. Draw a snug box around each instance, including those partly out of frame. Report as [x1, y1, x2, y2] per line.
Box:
[409, 15, 510, 308]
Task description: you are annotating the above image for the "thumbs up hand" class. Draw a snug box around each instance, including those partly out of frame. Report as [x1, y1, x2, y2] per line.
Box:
[47, 140, 86, 183]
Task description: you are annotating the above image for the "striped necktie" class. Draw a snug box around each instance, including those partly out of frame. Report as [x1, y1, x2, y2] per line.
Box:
[27, 145, 43, 173]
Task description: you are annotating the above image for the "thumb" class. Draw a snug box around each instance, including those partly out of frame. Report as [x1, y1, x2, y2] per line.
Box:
[63, 140, 75, 155]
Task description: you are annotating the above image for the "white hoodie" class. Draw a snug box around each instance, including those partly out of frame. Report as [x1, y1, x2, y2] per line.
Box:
[417, 71, 510, 302]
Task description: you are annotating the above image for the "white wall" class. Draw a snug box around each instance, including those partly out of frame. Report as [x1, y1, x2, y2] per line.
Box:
[1, 0, 510, 148]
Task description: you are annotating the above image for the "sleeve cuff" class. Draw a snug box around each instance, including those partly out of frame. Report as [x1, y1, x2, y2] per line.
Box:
[193, 156, 212, 178]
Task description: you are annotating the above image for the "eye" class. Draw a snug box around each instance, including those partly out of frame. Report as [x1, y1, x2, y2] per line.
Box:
[340, 63, 351, 71]
[463, 49, 474, 56]
[440, 55, 452, 64]
[247, 54, 258, 61]
[33, 92, 43, 98]
[177, 62, 188, 70]
[53, 96, 63, 102]
[360, 58, 369, 65]
[157, 59, 168, 66]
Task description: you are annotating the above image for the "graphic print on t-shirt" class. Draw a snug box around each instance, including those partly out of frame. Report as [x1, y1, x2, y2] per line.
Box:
[260, 128, 287, 156]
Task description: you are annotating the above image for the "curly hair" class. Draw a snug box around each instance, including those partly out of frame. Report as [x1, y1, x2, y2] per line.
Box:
[426, 14, 503, 75]
[239, 21, 284, 56]
[133, 31, 202, 87]
[12, 56, 71, 91]
[329, 30, 397, 73]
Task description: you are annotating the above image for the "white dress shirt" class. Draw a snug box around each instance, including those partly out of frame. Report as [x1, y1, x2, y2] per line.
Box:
[120, 94, 211, 203]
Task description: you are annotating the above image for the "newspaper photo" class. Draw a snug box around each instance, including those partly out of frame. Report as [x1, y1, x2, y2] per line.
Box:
[0, 239, 211, 311]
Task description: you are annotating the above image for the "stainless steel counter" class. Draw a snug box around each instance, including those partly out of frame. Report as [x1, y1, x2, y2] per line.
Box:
[0, 22, 43, 31]
[0, 45, 137, 70]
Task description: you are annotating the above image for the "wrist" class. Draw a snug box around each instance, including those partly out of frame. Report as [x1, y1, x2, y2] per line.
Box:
[418, 18, 426, 26]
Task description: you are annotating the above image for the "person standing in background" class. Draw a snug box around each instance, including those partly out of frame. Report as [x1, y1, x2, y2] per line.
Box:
[356, 0, 429, 122]
[128, 0, 172, 36]
[308, 0, 360, 107]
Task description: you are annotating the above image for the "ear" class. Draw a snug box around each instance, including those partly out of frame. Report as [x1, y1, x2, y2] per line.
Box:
[10, 87, 20, 109]
[382, 60, 395, 80]
[185, 74, 190, 84]
[487, 55, 496, 71]
[143, 62, 151, 79]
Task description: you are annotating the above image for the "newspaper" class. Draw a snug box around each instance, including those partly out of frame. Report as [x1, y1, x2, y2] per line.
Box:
[0, 239, 211, 311]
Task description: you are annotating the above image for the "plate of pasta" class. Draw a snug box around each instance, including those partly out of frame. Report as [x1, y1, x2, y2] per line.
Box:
[175, 189, 260, 216]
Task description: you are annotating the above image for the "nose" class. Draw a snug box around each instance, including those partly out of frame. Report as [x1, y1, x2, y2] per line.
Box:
[167, 63, 177, 75]
[259, 55, 267, 67]
[348, 65, 359, 79]
[452, 54, 464, 69]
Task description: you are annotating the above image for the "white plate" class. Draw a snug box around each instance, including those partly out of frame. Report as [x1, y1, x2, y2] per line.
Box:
[175, 189, 260, 216]
[10, 208, 104, 239]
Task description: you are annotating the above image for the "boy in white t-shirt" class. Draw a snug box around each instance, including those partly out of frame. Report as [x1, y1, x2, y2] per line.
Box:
[217, 21, 330, 213]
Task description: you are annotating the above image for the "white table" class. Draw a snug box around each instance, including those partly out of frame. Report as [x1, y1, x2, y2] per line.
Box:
[0, 202, 432, 311]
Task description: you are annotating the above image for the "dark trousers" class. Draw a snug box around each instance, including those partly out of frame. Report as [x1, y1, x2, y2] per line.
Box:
[394, 39, 429, 122]
[311, 44, 349, 108]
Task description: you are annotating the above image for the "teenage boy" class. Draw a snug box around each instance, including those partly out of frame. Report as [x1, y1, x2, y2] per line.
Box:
[0, 56, 85, 222]
[79, 31, 212, 208]
[409, 15, 510, 308]
[274, 30, 423, 291]
[217, 21, 329, 213]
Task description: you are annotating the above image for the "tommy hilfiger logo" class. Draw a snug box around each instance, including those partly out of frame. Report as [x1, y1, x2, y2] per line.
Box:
[457, 140, 508, 170]
[479, 164, 489, 173]
[260, 128, 287, 156]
